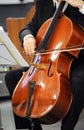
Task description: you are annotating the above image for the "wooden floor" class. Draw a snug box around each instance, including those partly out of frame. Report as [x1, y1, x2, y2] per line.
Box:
[0, 100, 84, 130]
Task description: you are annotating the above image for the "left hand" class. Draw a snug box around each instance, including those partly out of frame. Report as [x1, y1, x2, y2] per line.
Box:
[65, 0, 84, 9]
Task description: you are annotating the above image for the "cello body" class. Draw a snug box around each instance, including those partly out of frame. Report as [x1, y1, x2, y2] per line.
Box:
[12, 15, 84, 124]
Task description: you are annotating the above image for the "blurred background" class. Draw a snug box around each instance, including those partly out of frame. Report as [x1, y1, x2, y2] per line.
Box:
[0, 1, 84, 130]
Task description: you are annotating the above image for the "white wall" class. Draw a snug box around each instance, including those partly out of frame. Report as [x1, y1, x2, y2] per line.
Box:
[0, 0, 34, 4]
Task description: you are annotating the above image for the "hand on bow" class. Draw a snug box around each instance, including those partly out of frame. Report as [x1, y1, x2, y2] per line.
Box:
[23, 36, 36, 58]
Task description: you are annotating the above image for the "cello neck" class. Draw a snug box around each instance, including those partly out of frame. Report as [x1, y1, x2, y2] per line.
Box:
[37, 1, 65, 51]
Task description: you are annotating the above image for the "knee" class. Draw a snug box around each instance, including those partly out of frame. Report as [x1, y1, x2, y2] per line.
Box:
[5, 71, 13, 86]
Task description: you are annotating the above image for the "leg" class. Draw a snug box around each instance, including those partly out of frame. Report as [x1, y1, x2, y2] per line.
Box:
[5, 67, 28, 97]
[5, 67, 42, 130]
[61, 61, 84, 130]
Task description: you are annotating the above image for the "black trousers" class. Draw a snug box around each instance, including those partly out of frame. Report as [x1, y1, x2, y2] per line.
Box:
[5, 56, 84, 130]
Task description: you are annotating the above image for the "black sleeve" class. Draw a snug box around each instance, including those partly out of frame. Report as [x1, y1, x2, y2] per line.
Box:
[19, 0, 55, 46]
[19, 0, 41, 45]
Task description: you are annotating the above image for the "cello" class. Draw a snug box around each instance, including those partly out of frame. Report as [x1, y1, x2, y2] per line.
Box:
[12, 1, 84, 124]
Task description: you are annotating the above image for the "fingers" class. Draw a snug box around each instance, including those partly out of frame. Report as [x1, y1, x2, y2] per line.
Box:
[65, 0, 84, 8]
[23, 36, 36, 57]
[26, 44, 35, 56]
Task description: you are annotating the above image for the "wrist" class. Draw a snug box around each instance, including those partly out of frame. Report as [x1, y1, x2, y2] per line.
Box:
[23, 34, 36, 48]
[23, 34, 35, 42]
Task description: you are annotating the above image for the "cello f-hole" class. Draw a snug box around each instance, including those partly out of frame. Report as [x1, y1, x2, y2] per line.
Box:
[48, 59, 53, 77]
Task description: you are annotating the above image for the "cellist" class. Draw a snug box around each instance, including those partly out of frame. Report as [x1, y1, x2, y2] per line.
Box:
[5, 0, 84, 130]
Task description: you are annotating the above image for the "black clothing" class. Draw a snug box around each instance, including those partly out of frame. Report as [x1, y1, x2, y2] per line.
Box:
[5, 0, 84, 130]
